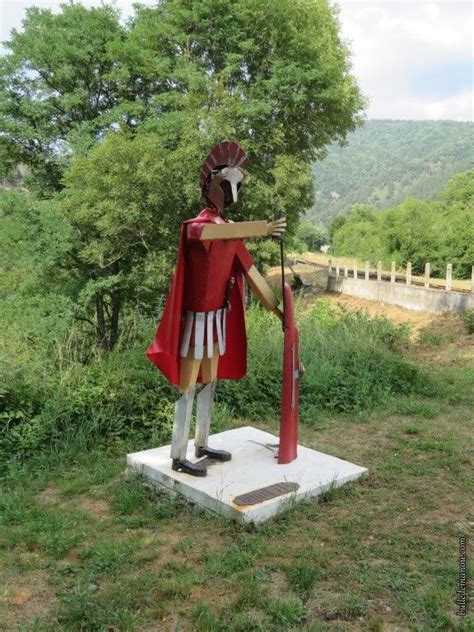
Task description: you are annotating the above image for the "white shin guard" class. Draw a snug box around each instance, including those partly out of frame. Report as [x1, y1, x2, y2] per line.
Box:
[195, 380, 217, 449]
[170, 385, 196, 461]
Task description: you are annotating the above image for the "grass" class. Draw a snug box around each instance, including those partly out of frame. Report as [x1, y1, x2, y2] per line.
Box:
[1, 312, 473, 630]
[1, 299, 426, 463]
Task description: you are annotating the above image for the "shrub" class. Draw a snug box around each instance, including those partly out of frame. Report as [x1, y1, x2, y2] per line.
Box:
[218, 300, 422, 420]
[1, 300, 427, 462]
[0, 329, 176, 464]
[460, 309, 474, 335]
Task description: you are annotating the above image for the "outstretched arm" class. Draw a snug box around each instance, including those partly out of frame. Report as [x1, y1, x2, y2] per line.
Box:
[245, 265, 283, 322]
[187, 217, 286, 241]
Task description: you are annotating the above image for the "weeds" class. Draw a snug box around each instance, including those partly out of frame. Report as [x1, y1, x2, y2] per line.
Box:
[220, 300, 424, 421]
[1, 300, 428, 462]
[460, 308, 474, 334]
[284, 562, 320, 600]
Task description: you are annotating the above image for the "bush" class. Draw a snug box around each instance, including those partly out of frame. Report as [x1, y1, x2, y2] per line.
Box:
[460, 310, 474, 335]
[219, 300, 422, 420]
[0, 336, 177, 463]
[1, 300, 427, 463]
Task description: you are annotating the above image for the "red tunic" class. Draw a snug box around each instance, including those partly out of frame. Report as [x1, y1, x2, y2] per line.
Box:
[146, 208, 254, 386]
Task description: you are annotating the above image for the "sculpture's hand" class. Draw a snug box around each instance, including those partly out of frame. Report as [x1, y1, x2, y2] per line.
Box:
[267, 216, 287, 239]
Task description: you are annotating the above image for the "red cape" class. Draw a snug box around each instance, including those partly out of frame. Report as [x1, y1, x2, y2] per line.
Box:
[146, 214, 248, 386]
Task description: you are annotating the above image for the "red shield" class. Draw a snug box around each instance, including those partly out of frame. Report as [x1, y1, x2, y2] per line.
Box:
[278, 283, 299, 464]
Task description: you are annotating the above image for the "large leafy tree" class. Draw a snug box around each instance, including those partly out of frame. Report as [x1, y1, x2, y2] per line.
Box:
[1, 0, 365, 350]
[0, 0, 363, 189]
[124, 0, 363, 156]
[437, 169, 474, 278]
[0, 3, 127, 192]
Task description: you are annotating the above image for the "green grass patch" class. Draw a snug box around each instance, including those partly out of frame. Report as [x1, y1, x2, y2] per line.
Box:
[283, 562, 321, 600]
[1, 300, 473, 630]
[390, 396, 439, 419]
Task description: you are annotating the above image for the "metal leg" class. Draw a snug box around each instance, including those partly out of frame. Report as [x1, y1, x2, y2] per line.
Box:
[195, 380, 217, 450]
[195, 380, 231, 462]
[170, 386, 196, 461]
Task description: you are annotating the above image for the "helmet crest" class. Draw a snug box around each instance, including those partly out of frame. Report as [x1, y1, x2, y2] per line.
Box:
[200, 140, 248, 192]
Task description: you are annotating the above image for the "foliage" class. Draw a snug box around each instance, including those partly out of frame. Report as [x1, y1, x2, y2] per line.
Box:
[329, 169, 474, 278]
[0, 3, 126, 193]
[219, 301, 423, 421]
[460, 310, 474, 335]
[328, 205, 386, 263]
[295, 219, 328, 252]
[310, 120, 474, 224]
[0, 190, 77, 435]
[0, 301, 428, 463]
[0, 0, 364, 350]
[0, 0, 364, 195]
[60, 131, 195, 350]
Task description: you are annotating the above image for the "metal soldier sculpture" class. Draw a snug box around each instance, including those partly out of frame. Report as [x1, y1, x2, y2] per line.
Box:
[146, 140, 286, 476]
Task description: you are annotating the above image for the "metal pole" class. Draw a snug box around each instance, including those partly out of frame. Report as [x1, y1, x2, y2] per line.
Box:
[278, 216, 286, 331]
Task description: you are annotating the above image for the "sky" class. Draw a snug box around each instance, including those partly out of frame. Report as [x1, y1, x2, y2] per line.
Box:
[338, 0, 473, 121]
[0, 0, 473, 121]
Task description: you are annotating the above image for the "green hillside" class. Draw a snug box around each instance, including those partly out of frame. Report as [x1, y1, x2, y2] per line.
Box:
[310, 120, 474, 223]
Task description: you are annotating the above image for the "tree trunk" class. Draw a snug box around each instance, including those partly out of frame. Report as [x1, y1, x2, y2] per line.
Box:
[95, 291, 109, 352]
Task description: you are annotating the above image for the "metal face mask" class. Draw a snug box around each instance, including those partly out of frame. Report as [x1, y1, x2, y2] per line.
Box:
[208, 166, 244, 211]
[200, 141, 248, 213]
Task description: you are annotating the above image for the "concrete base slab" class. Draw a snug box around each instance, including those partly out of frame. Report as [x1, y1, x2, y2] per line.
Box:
[127, 426, 368, 525]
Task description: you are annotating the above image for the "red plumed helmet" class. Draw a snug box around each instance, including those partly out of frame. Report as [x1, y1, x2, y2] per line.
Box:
[199, 140, 248, 192]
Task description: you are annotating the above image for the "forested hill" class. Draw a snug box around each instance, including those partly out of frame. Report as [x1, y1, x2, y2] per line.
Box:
[309, 120, 474, 224]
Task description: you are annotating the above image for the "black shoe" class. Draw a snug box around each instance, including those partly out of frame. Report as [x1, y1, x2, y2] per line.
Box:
[172, 459, 207, 477]
[195, 446, 232, 461]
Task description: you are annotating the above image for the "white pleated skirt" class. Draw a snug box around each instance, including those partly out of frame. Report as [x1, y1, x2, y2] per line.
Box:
[179, 308, 227, 360]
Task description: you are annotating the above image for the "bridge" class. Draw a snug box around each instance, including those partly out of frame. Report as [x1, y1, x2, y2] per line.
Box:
[283, 258, 474, 315]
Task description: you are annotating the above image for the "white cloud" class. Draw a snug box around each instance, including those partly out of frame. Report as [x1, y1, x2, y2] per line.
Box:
[371, 89, 473, 120]
[1, 0, 473, 120]
[337, 0, 474, 120]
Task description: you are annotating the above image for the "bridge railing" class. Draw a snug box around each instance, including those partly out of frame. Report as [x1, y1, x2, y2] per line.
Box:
[325, 260, 474, 295]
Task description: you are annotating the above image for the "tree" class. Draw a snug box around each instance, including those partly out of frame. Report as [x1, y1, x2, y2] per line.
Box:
[437, 169, 474, 278]
[331, 217, 385, 263]
[2, 0, 365, 350]
[0, 3, 127, 193]
[328, 170, 473, 279]
[296, 220, 328, 251]
[0, 0, 364, 195]
[328, 213, 348, 242]
[382, 199, 444, 275]
[61, 129, 203, 351]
